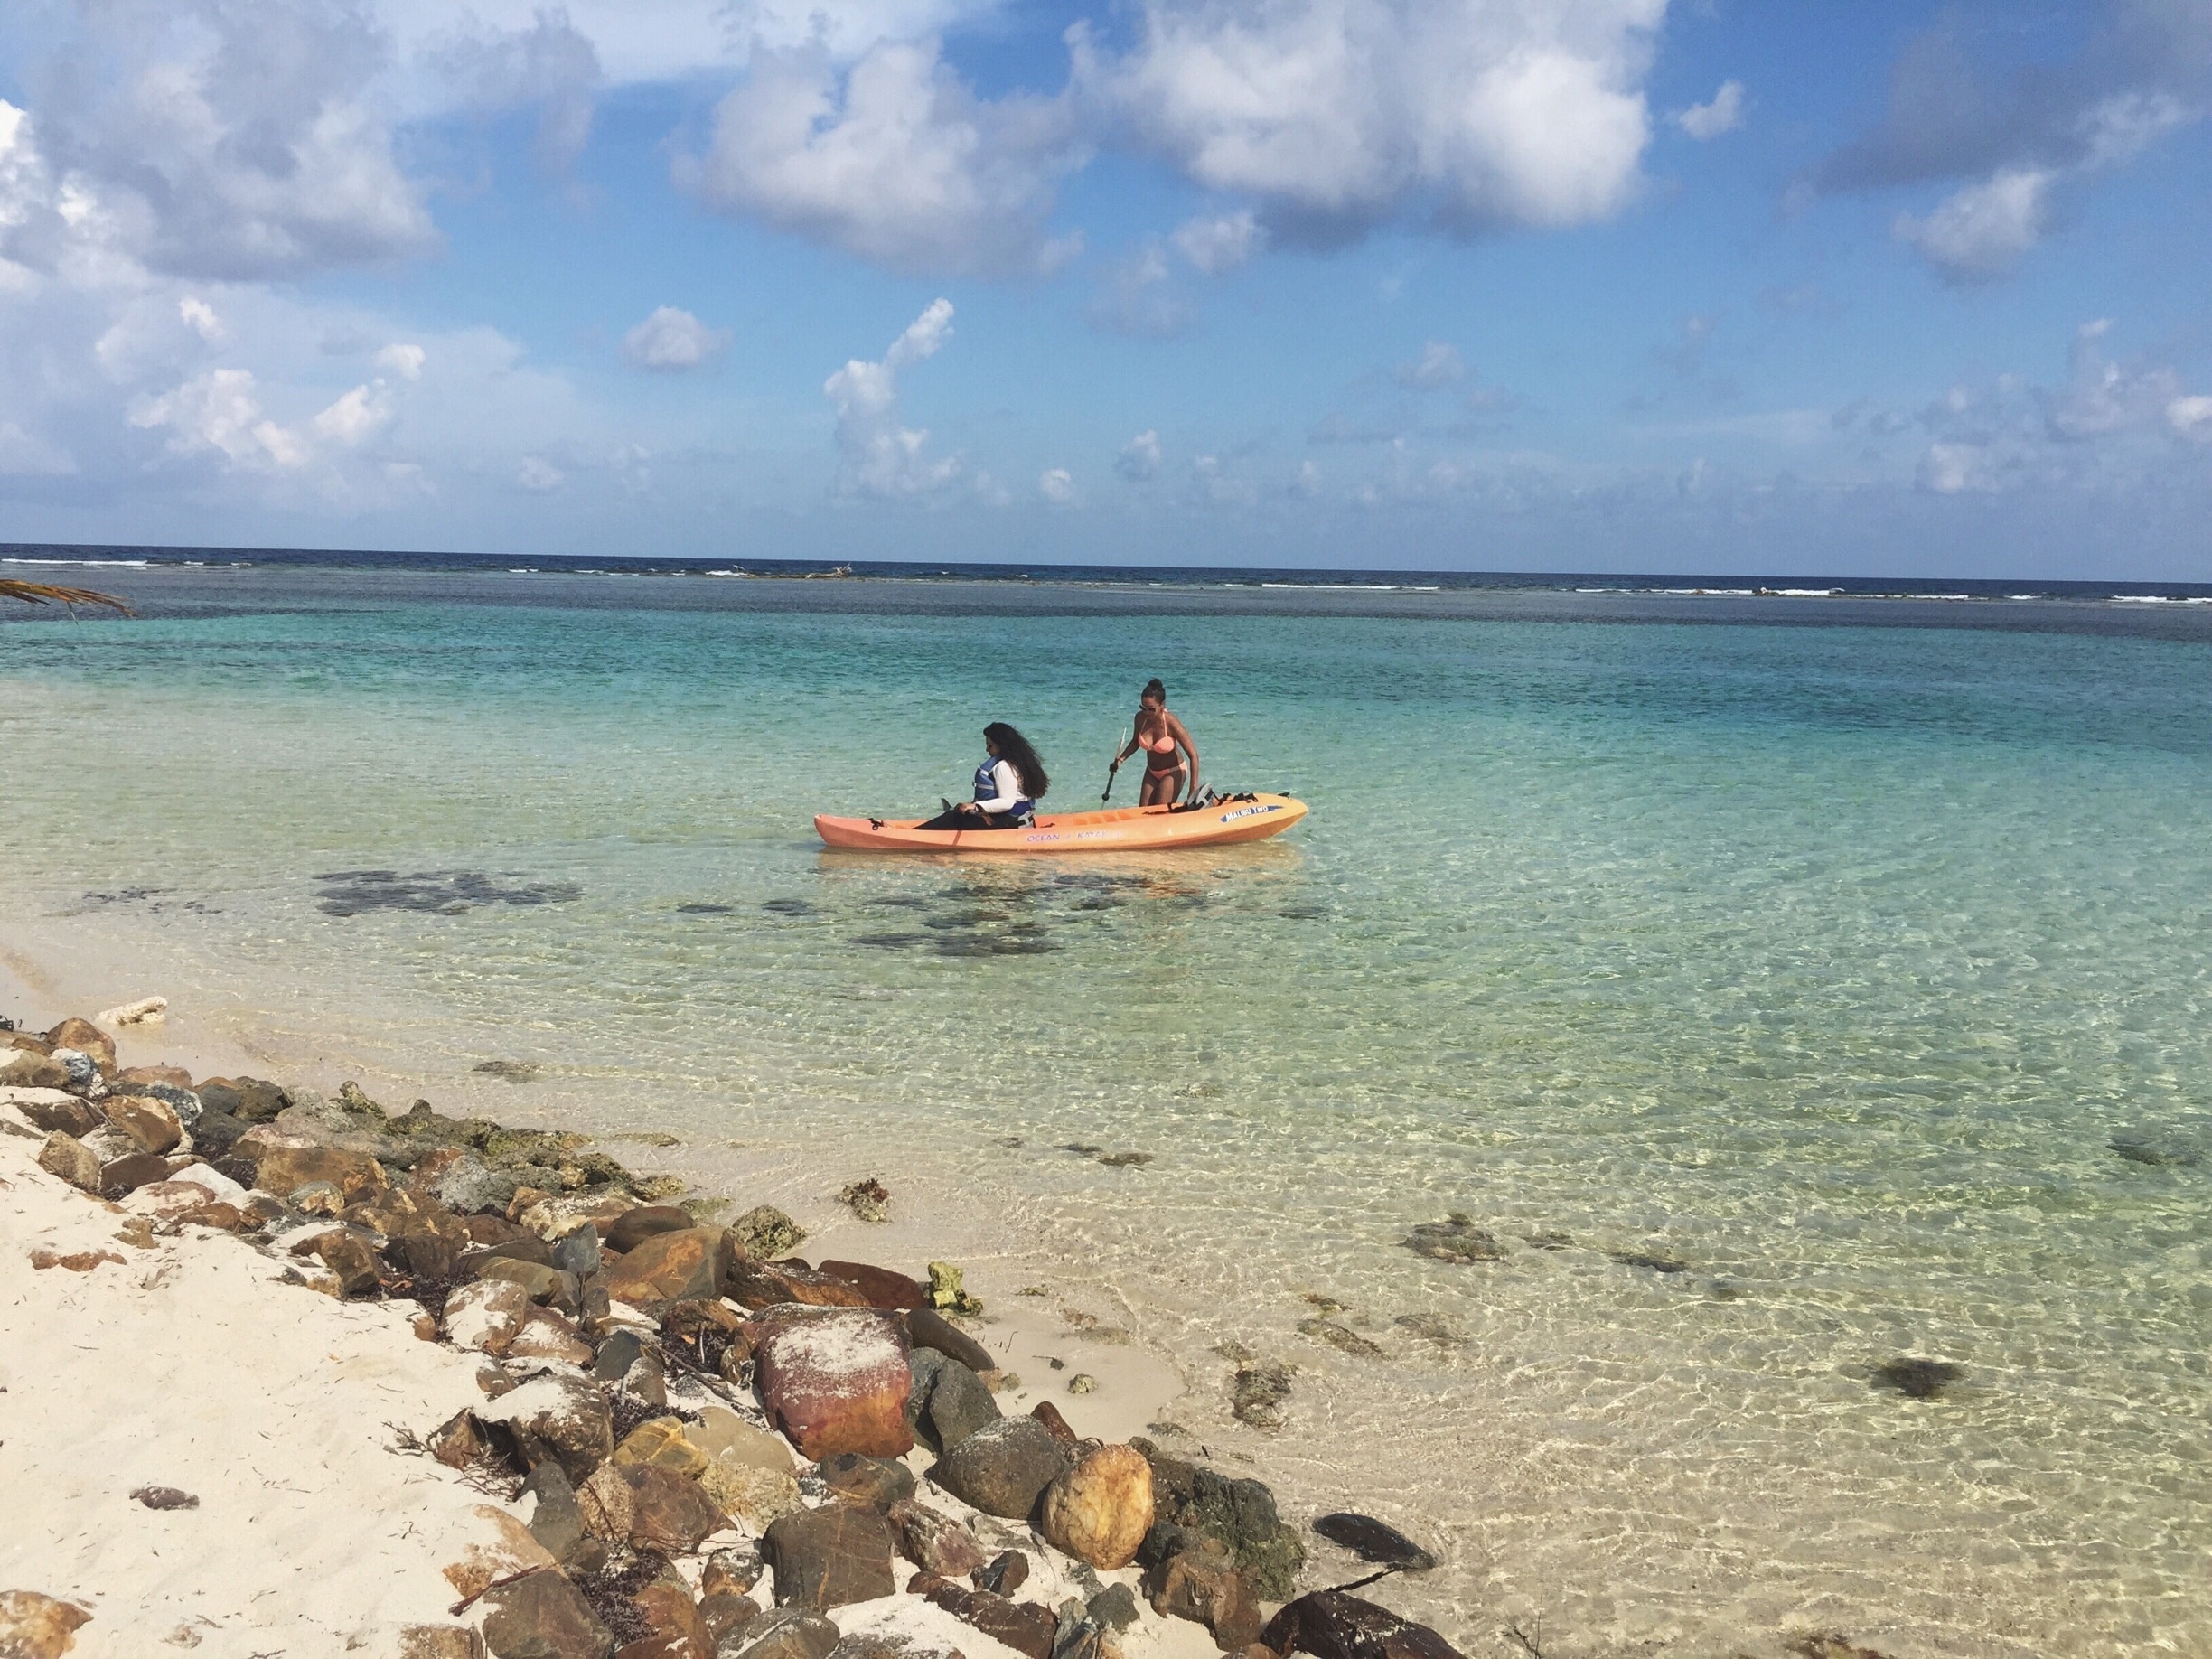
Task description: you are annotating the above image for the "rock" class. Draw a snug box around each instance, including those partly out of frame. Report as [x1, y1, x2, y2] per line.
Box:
[1153, 1542, 1262, 1650]
[703, 1547, 765, 1599]
[476, 1257, 581, 1309]
[603, 1226, 734, 1307]
[509, 1308, 596, 1365]
[614, 1418, 711, 1480]
[428, 1410, 487, 1469]
[691, 1407, 796, 1476]
[399, 1626, 490, 1659]
[473, 1233, 560, 1269]
[762, 1504, 898, 1610]
[632, 1582, 711, 1659]
[444, 1504, 560, 1599]
[99, 1150, 177, 1195]
[0, 1050, 70, 1090]
[11, 1092, 104, 1137]
[50, 1048, 101, 1091]
[29, 1248, 125, 1271]
[1311, 1514, 1436, 1573]
[753, 1307, 914, 1460]
[101, 1094, 183, 1155]
[94, 996, 167, 1027]
[625, 1464, 728, 1552]
[727, 1259, 876, 1312]
[252, 1142, 389, 1204]
[815, 1261, 926, 1309]
[818, 1452, 916, 1510]
[446, 1278, 535, 1356]
[115, 1063, 191, 1088]
[931, 1415, 1072, 1520]
[728, 1609, 839, 1659]
[481, 1568, 615, 1659]
[1030, 1402, 1078, 1444]
[916, 1356, 1000, 1452]
[1257, 1592, 1466, 1659]
[1873, 1357, 1962, 1401]
[1231, 1365, 1293, 1432]
[197, 1076, 290, 1122]
[36, 1130, 103, 1193]
[1138, 1445, 1305, 1600]
[904, 1307, 993, 1373]
[576, 1466, 637, 1542]
[917, 1580, 1055, 1659]
[732, 1205, 806, 1261]
[699, 1593, 760, 1645]
[130, 1486, 200, 1510]
[478, 1373, 616, 1483]
[1785, 1636, 1899, 1659]
[388, 1230, 463, 1286]
[972, 1551, 1027, 1596]
[520, 1462, 591, 1565]
[44, 1017, 115, 1074]
[886, 1499, 987, 1578]
[701, 1460, 803, 1531]
[552, 1225, 603, 1277]
[605, 1204, 696, 1253]
[314, 1231, 388, 1298]
[1041, 1445, 1154, 1570]
[1087, 1586, 1139, 1631]
[1402, 1218, 1504, 1265]
[1297, 1320, 1384, 1360]
[924, 1262, 981, 1316]
[0, 1591, 92, 1658]
[838, 1178, 890, 1223]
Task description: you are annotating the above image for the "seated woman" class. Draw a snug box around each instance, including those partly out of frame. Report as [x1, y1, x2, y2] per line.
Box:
[918, 722, 1051, 830]
[1110, 678, 1199, 807]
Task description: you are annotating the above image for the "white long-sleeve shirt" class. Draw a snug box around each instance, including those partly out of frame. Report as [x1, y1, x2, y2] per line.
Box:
[973, 757, 1027, 812]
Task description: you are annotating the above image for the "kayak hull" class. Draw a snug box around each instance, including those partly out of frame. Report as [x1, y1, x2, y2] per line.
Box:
[815, 792, 1308, 853]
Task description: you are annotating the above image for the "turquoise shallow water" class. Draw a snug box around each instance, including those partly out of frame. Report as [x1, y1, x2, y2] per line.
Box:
[4, 570, 2210, 1657]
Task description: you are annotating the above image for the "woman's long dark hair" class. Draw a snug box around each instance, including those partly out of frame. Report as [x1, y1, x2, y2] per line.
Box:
[984, 722, 1049, 798]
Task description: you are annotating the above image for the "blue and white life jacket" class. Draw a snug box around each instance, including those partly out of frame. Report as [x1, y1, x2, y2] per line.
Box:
[973, 758, 1036, 822]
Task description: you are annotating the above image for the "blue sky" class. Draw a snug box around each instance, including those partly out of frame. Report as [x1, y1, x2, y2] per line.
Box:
[1, 0, 2208, 576]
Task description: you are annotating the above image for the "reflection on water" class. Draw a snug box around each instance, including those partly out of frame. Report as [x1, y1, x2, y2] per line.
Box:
[3, 577, 2210, 1657]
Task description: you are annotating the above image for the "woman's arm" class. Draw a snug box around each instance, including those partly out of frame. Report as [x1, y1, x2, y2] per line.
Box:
[1169, 715, 1199, 798]
[972, 758, 1026, 812]
[1111, 717, 1141, 768]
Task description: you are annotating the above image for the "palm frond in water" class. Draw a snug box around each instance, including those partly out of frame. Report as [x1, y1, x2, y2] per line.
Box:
[0, 578, 134, 614]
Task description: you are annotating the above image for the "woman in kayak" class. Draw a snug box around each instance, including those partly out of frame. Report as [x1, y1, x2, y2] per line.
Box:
[918, 723, 1051, 830]
[1110, 679, 1199, 806]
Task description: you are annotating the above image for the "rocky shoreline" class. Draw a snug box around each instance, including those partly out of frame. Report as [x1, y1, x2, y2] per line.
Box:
[1, 1006, 1466, 1659]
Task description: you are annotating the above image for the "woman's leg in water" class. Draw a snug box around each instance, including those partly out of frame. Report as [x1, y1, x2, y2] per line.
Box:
[1141, 767, 1184, 806]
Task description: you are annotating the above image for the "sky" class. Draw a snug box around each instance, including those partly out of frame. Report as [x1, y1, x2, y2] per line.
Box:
[0, 0, 2209, 577]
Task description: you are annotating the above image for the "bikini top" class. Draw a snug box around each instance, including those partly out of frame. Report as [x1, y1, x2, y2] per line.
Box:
[1140, 719, 1178, 756]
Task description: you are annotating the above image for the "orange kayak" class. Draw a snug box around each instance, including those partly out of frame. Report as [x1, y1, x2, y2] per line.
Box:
[815, 792, 1308, 853]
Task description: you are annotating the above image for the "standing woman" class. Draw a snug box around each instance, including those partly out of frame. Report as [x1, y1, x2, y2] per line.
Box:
[1111, 679, 1200, 807]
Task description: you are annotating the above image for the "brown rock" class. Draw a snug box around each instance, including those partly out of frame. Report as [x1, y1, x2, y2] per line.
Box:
[13, 1093, 103, 1137]
[479, 1373, 616, 1483]
[509, 1308, 596, 1365]
[36, 1130, 103, 1193]
[444, 1504, 560, 1599]
[98, 1150, 175, 1195]
[903, 1307, 993, 1373]
[481, 1568, 615, 1659]
[1257, 1592, 1467, 1659]
[476, 1256, 581, 1309]
[817, 1452, 914, 1511]
[116, 1064, 192, 1089]
[577, 1465, 637, 1542]
[197, 1076, 290, 1122]
[604, 1226, 734, 1308]
[445, 1278, 535, 1355]
[388, 1230, 463, 1285]
[0, 1591, 92, 1658]
[44, 1017, 115, 1074]
[971, 1552, 1026, 1597]
[633, 1581, 711, 1651]
[1040, 1444, 1154, 1570]
[762, 1504, 897, 1611]
[726, 1258, 876, 1312]
[4, 1030, 54, 1054]
[1029, 1401, 1079, 1444]
[253, 1142, 389, 1203]
[398, 1626, 489, 1659]
[428, 1409, 487, 1469]
[1154, 1544, 1262, 1651]
[614, 1418, 711, 1480]
[100, 1095, 183, 1155]
[752, 1307, 914, 1460]
[702, 1548, 765, 1599]
[917, 1580, 1055, 1659]
[179, 1200, 246, 1232]
[814, 1261, 927, 1309]
[728, 1609, 839, 1659]
[929, 1416, 1070, 1519]
[0, 1051, 70, 1090]
[886, 1498, 987, 1579]
[699, 1592, 760, 1644]
[314, 1232, 387, 1298]
[623, 1464, 726, 1553]
[699, 1460, 802, 1532]
[605, 1204, 697, 1252]
[30, 1248, 125, 1271]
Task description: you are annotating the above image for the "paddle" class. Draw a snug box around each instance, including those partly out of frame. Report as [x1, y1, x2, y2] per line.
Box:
[1102, 724, 1123, 803]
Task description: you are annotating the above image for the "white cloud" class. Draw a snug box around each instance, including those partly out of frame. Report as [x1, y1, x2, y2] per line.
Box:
[684, 39, 1088, 276]
[2170, 395, 2212, 441]
[312, 382, 390, 445]
[1919, 440, 1991, 494]
[1090, 239, 1192, 336]
[1894, 167, 2052, 282]
[517, 455, 566, 492]
[179, 297, 225, 342]
[0, 420, 75, 476]
[623, 306, 732, 371]
[1117, 429, 1163, 482]
[822, 297, 961, 497]
[1090, 0, 1664, 238]
[376, 342, 426, 380]
[1038, 466, 1076, 503]
[1675, 79, 1745, 140]
[421, 8, 603, 171]
[130, 369, 311, 471]
[1172, 208, 1263, 273]
[1396, 340, 1466, 389]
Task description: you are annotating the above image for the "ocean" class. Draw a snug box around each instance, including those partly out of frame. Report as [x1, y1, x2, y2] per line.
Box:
[4, 554, 2209, 1658]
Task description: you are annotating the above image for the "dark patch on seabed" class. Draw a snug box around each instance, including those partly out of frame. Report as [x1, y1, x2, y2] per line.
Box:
[1872, 1356, 1962, 1400]
[675, 902, 735, 915]
[2108, 1134, 2201, 1167]
[313, 869, 582, 916]
[761, 897, 813, 915]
